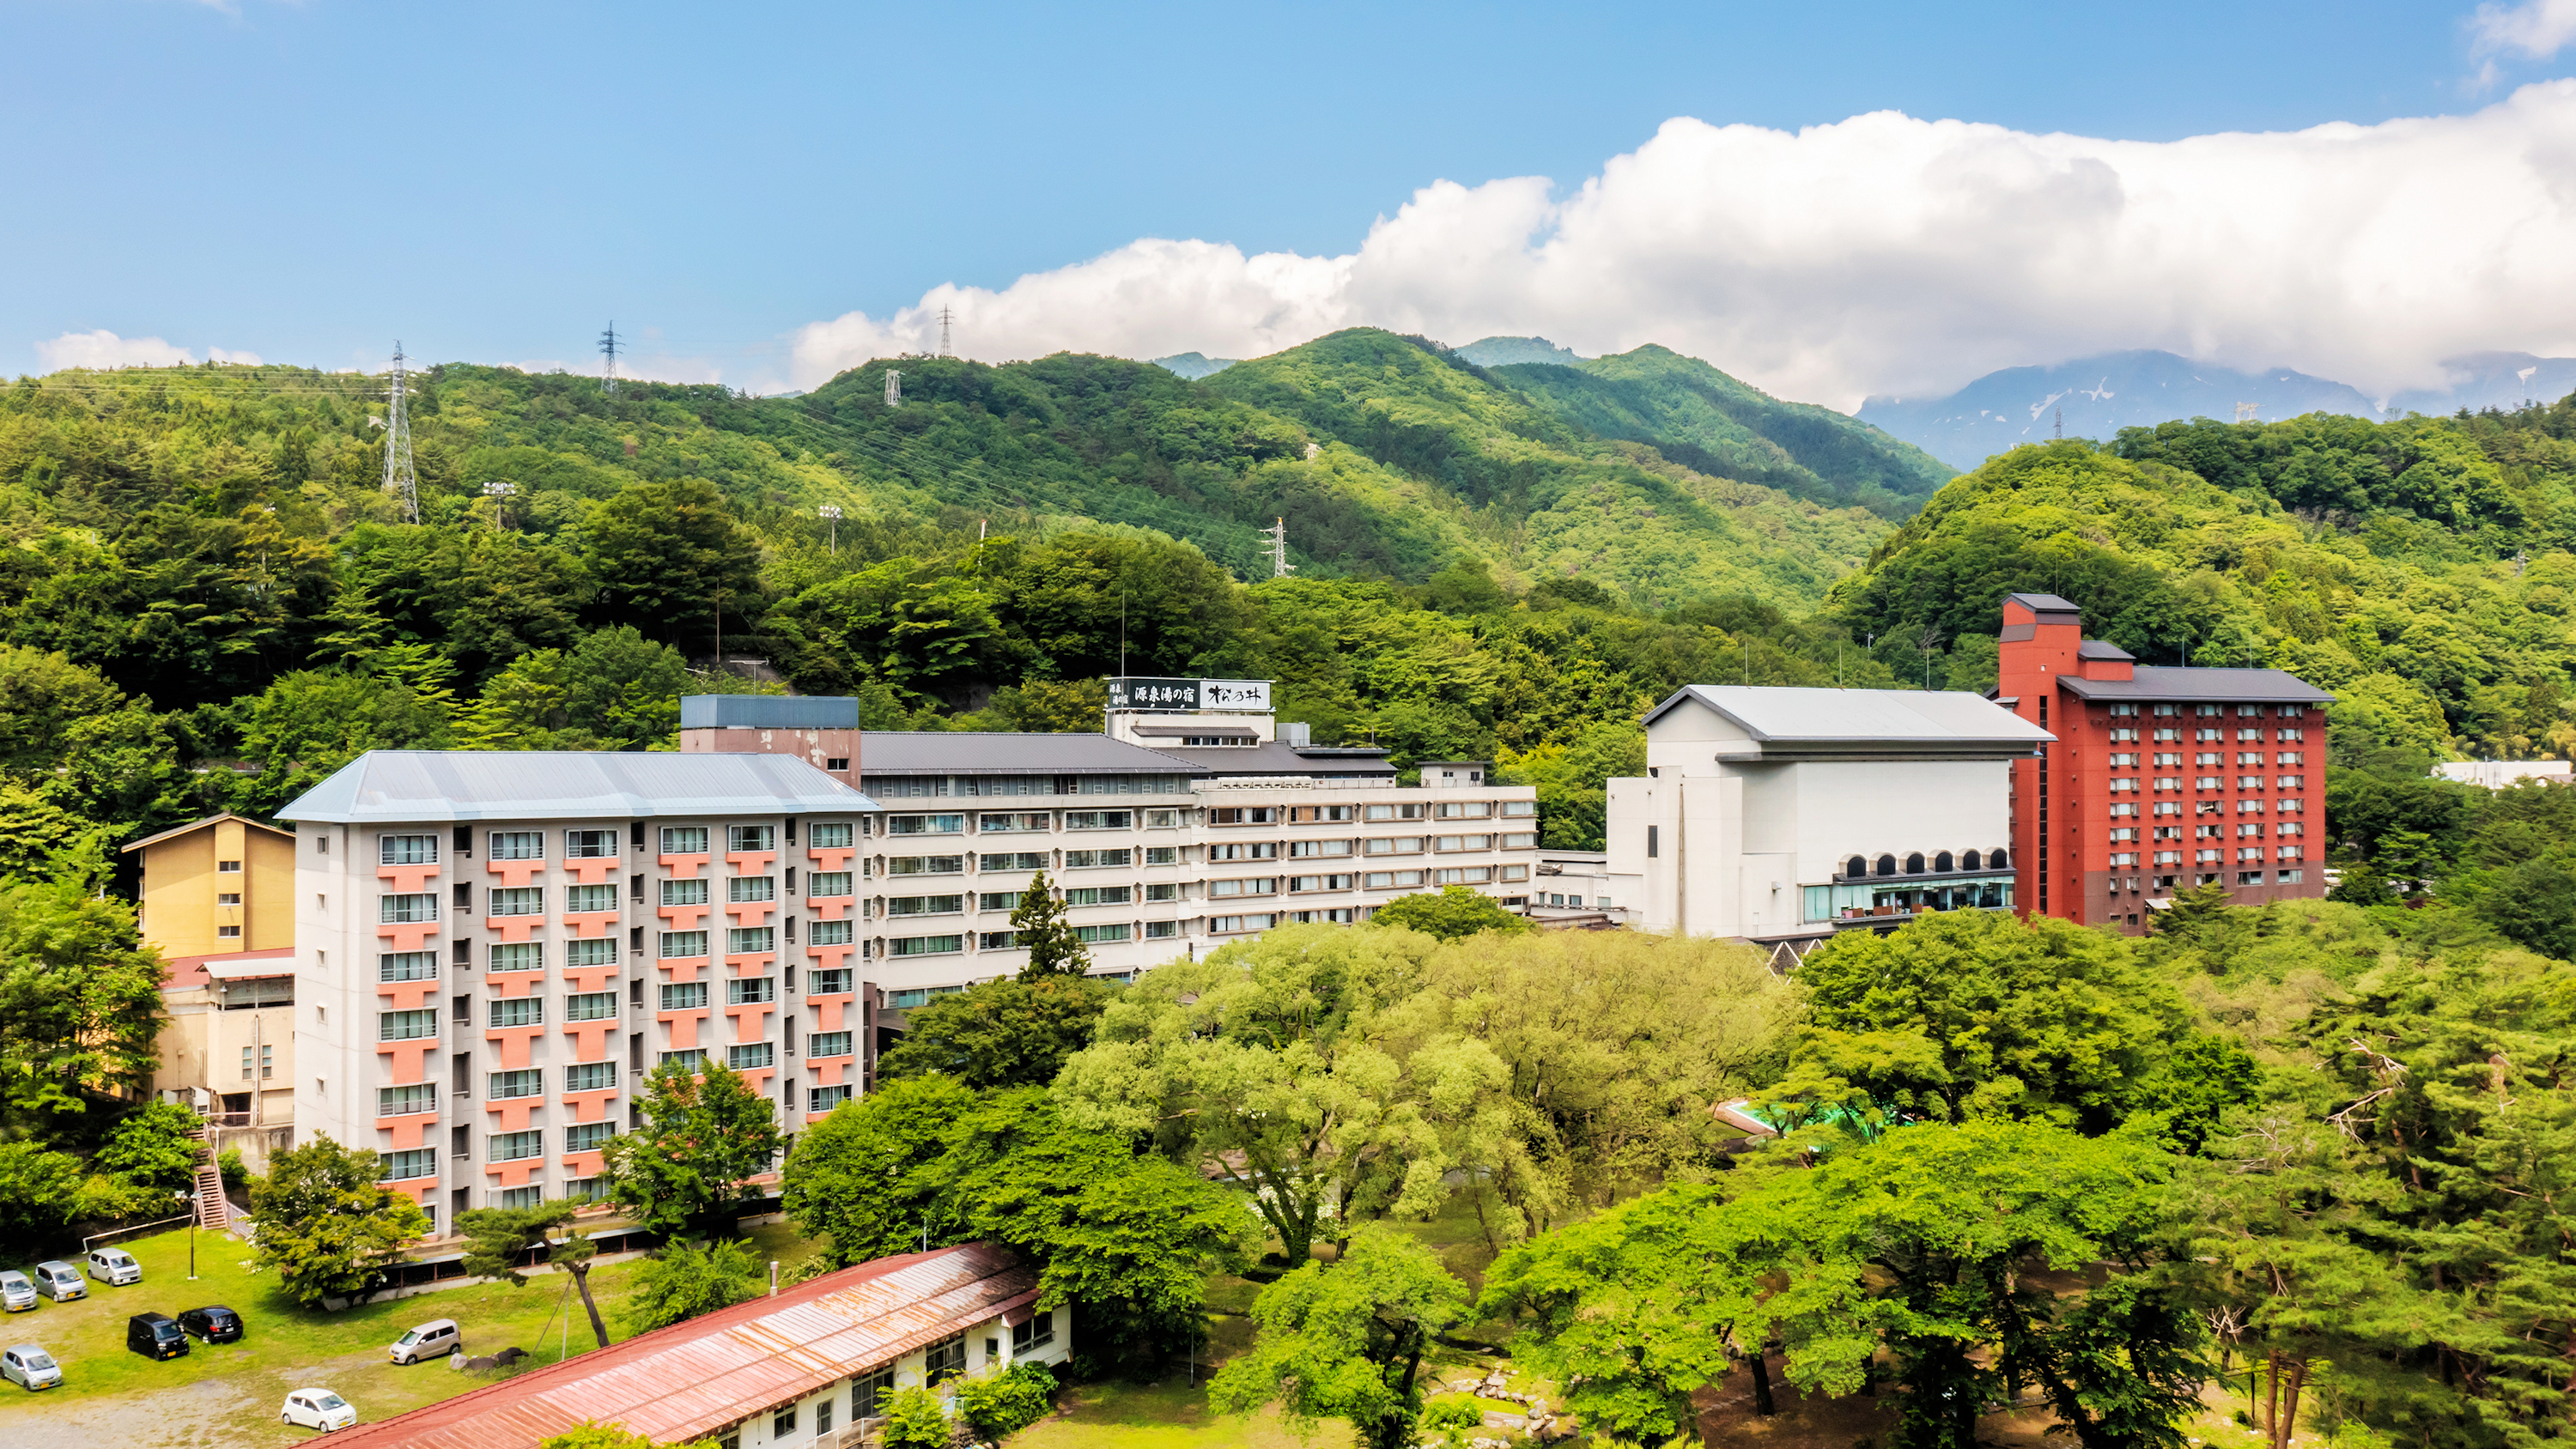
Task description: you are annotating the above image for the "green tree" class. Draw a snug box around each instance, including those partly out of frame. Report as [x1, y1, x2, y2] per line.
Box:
[1055, 924, 1449, 1264]
[877, 1385, 952, 1449]
[874, 976, 1108, 1088]
[2476, 858, 2576, 959]
[95, 1100, 204, 1196]
[459, 1199, 611, 1349]
[584, 478, 762, 650]
[232, 667, 453, 813]
[1778, 908, 2184, 1131]
[537, 1424, 720, 1449]
[1363, 884, 1530, 943]
[619, 1237, 763, 1334]
[249, 1135, 430, 1307]
[1493, 719, 1645, 850]
[0, 880, 165, 1131]
[0, 1140, 86, 1246]
[1011, 870, 1091, 979]
[600, 1060, 781, 1236]
[955, 1363, 1060, 1441]
[1211, 1222, 1469, 1449]
[781, 1076, 976, 1267]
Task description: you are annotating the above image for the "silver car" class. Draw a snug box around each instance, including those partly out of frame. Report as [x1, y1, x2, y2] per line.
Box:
[85, 1247, 141, 1287]
[30, 1263, 82, 1303]
[0, 1272, 33, 1313]
[3, 1343, 61, 1391]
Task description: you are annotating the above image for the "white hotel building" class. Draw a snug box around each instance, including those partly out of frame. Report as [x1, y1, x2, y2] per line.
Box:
[279, 686, 1538, 1225]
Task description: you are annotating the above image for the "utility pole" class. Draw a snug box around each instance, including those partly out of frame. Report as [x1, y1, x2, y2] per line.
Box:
[481, 480, 516, 530]
[818, 504, 841, 555]
[599, 322, 620, 394]
[384, 341, 420, 524]
[1260, 517, 1295, 579]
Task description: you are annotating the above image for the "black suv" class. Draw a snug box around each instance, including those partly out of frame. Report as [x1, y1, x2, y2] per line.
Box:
[177, 1306, 244, 1343]
[127, 1312, 189, 1360]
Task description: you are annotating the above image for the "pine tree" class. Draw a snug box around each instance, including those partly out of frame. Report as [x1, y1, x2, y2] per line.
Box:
[1012, 869, 1090, 980]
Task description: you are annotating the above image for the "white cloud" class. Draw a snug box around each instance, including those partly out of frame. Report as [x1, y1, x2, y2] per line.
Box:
[35, 330, 261, 371]
[2471, 0, 2576, 59]
[791, 82, 2576, 409]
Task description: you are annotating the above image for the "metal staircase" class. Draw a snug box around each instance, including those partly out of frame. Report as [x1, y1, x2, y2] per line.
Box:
[189, 1125, 230, 1233]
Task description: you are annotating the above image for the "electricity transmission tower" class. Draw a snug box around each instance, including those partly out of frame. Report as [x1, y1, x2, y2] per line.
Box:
[884, 369, 902, 407]
[938, 306, 954, 358]
[599, 321, 620, 394]
[1261, 517, 1295, 579]
[384, 342, 420, 524]
[2233, 401, 2259, 421]
[2053, 406, 2063, 440]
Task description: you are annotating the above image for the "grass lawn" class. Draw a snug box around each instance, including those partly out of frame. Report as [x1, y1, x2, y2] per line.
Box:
[1016, 1376, 1335, 1449]
[2, 1219, 824, 1449]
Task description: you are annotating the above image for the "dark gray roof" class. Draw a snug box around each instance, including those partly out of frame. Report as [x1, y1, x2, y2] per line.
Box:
[1145, 742, 1397, 779]
[2005, 591, 2082, 615]
[859, 732, 1201, 776]
[277, 752, 875, 824]
[2057, 667, 2335, 704]
[1643, 685, 2056, 748]
[2076, 640, 2136, 661]
[681, 695, 860, 730]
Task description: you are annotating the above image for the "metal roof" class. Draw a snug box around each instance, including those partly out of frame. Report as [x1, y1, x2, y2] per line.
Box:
[161, 947, 295, 991]
[859, 731, 1204, 776]
[120, 812, 295, 853]
[275, 752, 877, 825]
[2003, 591, 2082, 615]
[1146, 741, 1399, 779]
[680, 695, 862, 730]
[2056, 666, 2336, 704]
[2076, 640, 2136, 661]
[1643, 685, 2057, 748]
[327, 1243, 1038, 1449]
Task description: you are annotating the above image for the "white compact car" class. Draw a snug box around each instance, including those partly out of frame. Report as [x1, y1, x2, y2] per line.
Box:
[3, 1343, 62, 1391]
[282, 1387, 356, 1431]
[0, 1271, 34, 1312]
[388, 1318, 460, 1364]
[84, 1248, 141, 1287]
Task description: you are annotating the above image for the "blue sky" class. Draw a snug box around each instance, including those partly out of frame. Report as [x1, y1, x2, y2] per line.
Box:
[6, 0, 2573, 400]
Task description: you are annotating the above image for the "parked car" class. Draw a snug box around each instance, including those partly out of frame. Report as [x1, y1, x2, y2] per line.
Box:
[177, 1305, 245, 1343]
[30, 1263, 83, 1303]
[126, 1312, 189, 1361]
[0, 1271, 34, 1312]
[387, 1318, 459, 1364]
[85, 1248, 142, 1286]
[282, 1387, 355, 1431]
[2, 1343, 61, 1391]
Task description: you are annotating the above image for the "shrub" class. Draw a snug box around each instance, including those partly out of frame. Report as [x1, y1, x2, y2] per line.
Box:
[957, 1362, 1058, 1440]
[878, 1385, 955, 1449]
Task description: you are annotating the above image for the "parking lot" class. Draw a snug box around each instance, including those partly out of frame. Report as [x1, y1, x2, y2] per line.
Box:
[0, 1224, 667, 1448]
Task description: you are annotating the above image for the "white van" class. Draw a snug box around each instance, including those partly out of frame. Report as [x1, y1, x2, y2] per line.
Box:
[85, 1249, 142, 1287]
[388, 1319, 460, 1364]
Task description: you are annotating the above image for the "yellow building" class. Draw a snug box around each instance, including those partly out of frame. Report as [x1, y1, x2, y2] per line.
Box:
[123, 814, 300, 1167]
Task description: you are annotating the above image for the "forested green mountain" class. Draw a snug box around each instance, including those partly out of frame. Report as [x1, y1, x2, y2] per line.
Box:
[1496, 343, 1958, 517]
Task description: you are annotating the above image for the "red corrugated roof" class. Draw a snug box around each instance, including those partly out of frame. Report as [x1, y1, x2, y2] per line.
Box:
[328, 1242, 1038, 1449]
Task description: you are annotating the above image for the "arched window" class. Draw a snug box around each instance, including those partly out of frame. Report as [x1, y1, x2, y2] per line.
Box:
[1962, 849, 1982, 870]
[1905, 852, 1926, 875]
[1875, 854, 1897, 877]
[1934, 851, 1954, 872]
[1990, 847, 2009, 870]
[1846, 855, 1868, 879]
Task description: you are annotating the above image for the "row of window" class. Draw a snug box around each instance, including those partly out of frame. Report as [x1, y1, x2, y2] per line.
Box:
[1841, 849, 2008, 878]
[2105, 704, 2309, 719]
[873, 834, 1535, 879]
[865, 773, 1188, 797]
[2107, 752, 2306, 767]
[654, 921, 855, 958]
[2108, 775, 2308, 793]
[2105, 728, 2305, 743]
[2111, 846, 2307, 865]
[1207, 801, 1534, 826]
[379, 824, 861, 868]
[2108, 798, 2306, 817]
[654, 1043, 779, 1072]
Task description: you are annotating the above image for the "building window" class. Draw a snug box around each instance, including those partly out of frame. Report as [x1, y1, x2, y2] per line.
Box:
[980, 930, 1022, 949]
[565, 1122, 616, 1155]
[1145, 882, 1179, 902]
[1211, 842, 1277, 861]
[659, 931, 709, 960]
[728, 1042, 775, 1071]
[886, 894, 964, 917]
[1363, 870, 1425, 889]
[854, 1368, 898, 1420]
[889, 935, 964, 956]
[1013, 1311, 1056, 1353]
[566, 883, 617, 914]
[810, 920, 854, 948]
[490, 831, 544, 861]
[1145, 920, 1178, 939]
[726, 927, 776, 955]
[1074, 924, 1132, 943]
[1064, 848, 1133, 868]
[565, 991, 618, 1022]
[566, 1061, 617, 1092]
[1209, 913, 1277, 934]
[379, 1148, 436, 1182]
[809, 871, 853, 899]
[1289, 875, 1353, 894]
[659, 1048, 708, 1070]
[809, 1031, 854, 1059]
[380, 893, 439, 924]
[217, 858, 243, 874]
[378, 1083, 438, 1118]
[379, 1009, 439, 1042]
[1211, 877, 1277, 898]
[489, 1069, 544, 1100]
[1064, 810, 1133, 830]
[491, 943, 544, 973]
[488, 997, 544, 1029]
[380, 834, 439, 865]
[216, 925, 243, 939]
[489, 1130, 544, 1162]
[888, 854, 967, 876]
[726, 977, 776, 1006]
[660, 982, 710, 1011]
[379, 951, 439, 983]
[566, 829, 618, 858]
[1432, 866, 1494, 885]
[1064, 886, 1132, 906]
[810, 822, 856, 849]
[1208, 807, 1277, 826]
[489, 887, 544, 917]
[566, 937, 617, 969]
[811, 967, 854, 995]
[660, 827, 710, 856]
[884, 815, 963, 837]
[809, 1084, 854, 1113]
[924, 1333, 968, 1387]
[727, 876, 777, 904]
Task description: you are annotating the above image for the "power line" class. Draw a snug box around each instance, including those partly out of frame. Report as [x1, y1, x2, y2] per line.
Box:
[383, 341, 419, 524]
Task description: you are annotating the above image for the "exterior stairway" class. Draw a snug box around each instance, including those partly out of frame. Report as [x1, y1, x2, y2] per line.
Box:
[189, 1126, 230, 1232]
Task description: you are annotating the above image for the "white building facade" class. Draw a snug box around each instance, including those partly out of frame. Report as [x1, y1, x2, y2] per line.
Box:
[279, 752, 880, 1234]
[1607, 686, 2052, 957]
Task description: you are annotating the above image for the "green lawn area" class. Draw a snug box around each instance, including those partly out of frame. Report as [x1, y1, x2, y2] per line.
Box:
[3, 1218, 825, 1448]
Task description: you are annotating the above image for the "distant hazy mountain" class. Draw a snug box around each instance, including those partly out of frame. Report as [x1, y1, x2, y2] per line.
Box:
[1456, 336, 1585, 367]
[1858, 351, 2379, 470]
[2387, 352, 2576, 416]
[1150, 352, 1237, 379]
